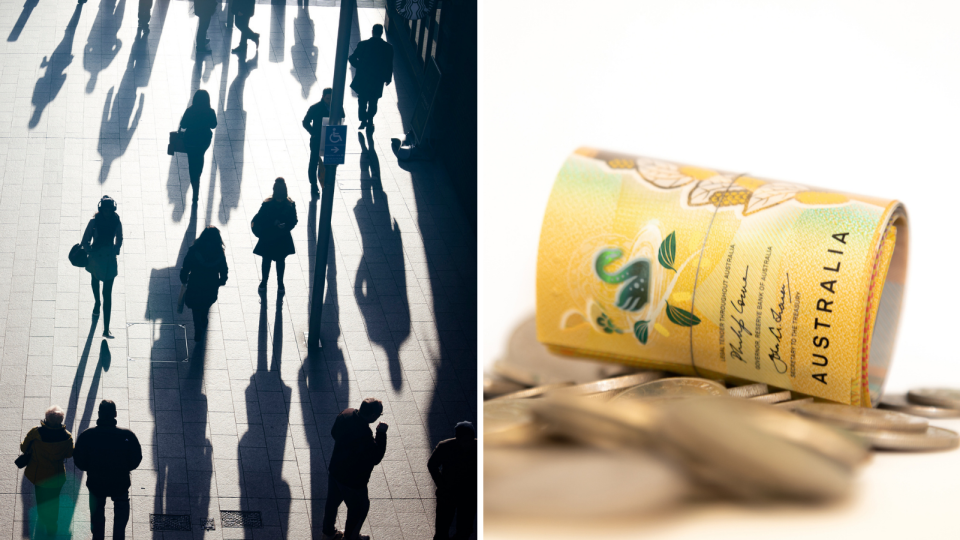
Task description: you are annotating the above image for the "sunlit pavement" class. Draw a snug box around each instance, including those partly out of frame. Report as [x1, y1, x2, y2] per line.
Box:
[0, 0, 477, 537]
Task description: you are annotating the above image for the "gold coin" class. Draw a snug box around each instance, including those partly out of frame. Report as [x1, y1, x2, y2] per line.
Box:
[850, 426, 960, 452]
[907, 388, 960, 410]
[487, 382, 574, 401]
[879, 394, 960, 419]
[552, 371, 666, 397]
[726, 383, 769, 399]
[611, 377, 728, 405]
[794, 402, 928, 433]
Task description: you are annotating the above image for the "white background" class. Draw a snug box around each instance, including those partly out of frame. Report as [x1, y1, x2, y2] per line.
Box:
[479, 1, 960, 538]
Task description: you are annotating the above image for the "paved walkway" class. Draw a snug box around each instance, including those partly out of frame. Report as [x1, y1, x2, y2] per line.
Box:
[0, 0, 477, 538]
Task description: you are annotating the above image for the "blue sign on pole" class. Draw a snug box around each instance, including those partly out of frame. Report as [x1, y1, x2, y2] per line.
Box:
[323, 124, 347, 165]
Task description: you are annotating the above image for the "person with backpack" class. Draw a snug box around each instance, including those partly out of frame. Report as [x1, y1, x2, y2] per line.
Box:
[82, 195, 123, 338]
[20, 405, 74, 537]
[180, 226, 229, 341]
[252, 178, 298, 297]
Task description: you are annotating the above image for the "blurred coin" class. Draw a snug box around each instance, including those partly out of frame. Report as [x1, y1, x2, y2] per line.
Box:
[530, 395, 662, 449]
[879, 394, 960, 419]
[907, 388, 960, 410]
[749, 390, 792, 404]
[726, 383, 768, 399]
[553, 371, 665, 397]
[484, 399, 537, 436]
[488, 382, 574, 401]
[774, 397, 814, 410]
[494, 315, 635, 385]
[795, 402, 928, 433]
[485, 446, 690, 517]
[483, 373, 526, 400]
[850, 426, 960, 452]
[611, 377, 728, 405]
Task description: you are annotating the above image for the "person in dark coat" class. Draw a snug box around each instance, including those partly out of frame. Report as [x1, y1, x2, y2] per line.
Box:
[302, 87, 332, 196]
[82, 195, 123, 338]
[138, 0, 153, 33]
[348, 24, 393, 130]
[252, 178, 298, 296]
[73, 400, 142, 540]
[231, 0, 259, 54]
[21, 405, 73, 537]
[321, 398, 389, 540]
[428, 421, 477, 540]
[179, 89, 218, 202]
[193, 0, 216, 54]
[180, 226, 229, 341]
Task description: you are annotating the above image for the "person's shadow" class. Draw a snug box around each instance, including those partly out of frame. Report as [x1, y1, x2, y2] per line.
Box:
[82, 0, 126, 93]
[7, 0, 40, 42]
[28, 5, 82, 129]
[290, 5, 318, 99]
[354, 133, 407, 390]
[218, 50, 259, 224]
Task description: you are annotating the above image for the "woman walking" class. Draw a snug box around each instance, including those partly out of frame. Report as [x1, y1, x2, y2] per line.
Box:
[180, 226, 229, 341]
[82, 195, 122, 338]
[21, 405, 74, 537]
[252, 178, 298, 296]
[179, 89, 217, 202]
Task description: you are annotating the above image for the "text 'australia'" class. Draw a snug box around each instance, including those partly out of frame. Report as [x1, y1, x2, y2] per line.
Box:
[811, 232, 847, 385]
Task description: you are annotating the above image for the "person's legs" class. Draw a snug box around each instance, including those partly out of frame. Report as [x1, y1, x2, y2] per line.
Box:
[35, 484, 61, 535]
[112, 489, 131, 540]
[187, 151, 202, 200]
[102, 277, 114, 334]
[321, 475, 346, 536]
[366, 97, 380, 125]
[453, 496, 477, 540]
[91, 274, 101, 312]
[192, 304, 210, 341]
[260, 257, 271, 290]
[276, 259, 286, 290]
[234, 13, 258, 47]
[309, 139, 321, 190]
[89, 491, 108, 540]
[341, 481, 371, 539]
[138, 0, 152, 28]
[357, 96, 369, 127]
[196, 14, 211, 49]
[433, 493, 456, 540]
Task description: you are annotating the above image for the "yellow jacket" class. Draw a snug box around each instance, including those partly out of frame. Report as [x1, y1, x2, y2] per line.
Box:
[21, 422, 74, 487]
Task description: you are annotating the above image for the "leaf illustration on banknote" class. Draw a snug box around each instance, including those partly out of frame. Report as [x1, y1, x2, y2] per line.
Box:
[742, 182, 809, 215]
[665, 301, 701, 327]
[658, 232, 677, 272]
[633, 320, 650, 344]
[594, 248, 651, 312]
[638, 163, 697, 189]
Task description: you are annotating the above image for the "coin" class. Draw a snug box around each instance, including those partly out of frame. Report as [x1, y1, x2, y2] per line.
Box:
[726, 383, 768, 399]
[494, 316, 635, 385]
[487, 382, 574, 401]
[774, 397, 814, 410]
[552, 371, 666, 397]
[749, 390, 792, 404]
[611, 377, 728, 405]
[484, 399, 538, 436]
[907, 388, 960, 410]
[850, 426, 960, 452]
[483, 373, 526, 400]
[794, 402, 928, 433]
[530, 395, 662, 449]
[879, 394, 960, 419]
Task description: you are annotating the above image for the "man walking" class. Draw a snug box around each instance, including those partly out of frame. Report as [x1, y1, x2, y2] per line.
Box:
[230, 0, 259, 54]
[302, 87, 332, 196]
[321, 398, 388, 540]
[74, 400, 143, 540]
[194, 0, 217, 55]
[428, 422, 477, 540]
[137, 0, 152, 34]
[348, 24, 393, 131]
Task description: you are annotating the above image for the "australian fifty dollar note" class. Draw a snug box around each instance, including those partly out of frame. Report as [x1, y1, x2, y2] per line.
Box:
[536, 148, 908, 406]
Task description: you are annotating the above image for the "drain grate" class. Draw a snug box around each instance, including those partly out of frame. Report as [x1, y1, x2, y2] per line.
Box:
[221, 510, 263, 528]
[150, 514, 191, 531]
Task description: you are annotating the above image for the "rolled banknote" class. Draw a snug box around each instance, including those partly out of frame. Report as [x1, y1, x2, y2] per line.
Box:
[537, 148, 908, 406]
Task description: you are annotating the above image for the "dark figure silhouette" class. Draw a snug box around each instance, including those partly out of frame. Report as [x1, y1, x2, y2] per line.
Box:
[138, 0, 152, 32]
[194, 0, 216, 54]
[82, 196, 123, 338]
[302, 87, 331, 196]
[252, 178, 298, 296]
[321, 398, 389, 540]
[180, 226, 228, 341]
[231, 0, 259, 54]
[21, 406, 73, 537]
[179, 89, 217, 202]
[349, 24, 393, 130]
[7, 0, 39, 42]
[29, 5, 82, 129]
[429, 422, 477, 540]
[73, 400, 143, 540]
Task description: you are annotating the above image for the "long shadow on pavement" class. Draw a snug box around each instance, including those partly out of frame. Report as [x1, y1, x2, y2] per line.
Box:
[7, 0, 39, 42]
[28, 5, 83, 129]
[82, 0, 126, 93]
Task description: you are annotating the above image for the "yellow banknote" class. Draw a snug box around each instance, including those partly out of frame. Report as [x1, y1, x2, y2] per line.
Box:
[537, 148, 908, 406]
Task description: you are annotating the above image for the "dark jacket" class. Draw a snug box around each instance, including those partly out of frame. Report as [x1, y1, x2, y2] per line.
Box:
[252, 199, 298, 260]
[179, 105, 217, 151]
[82, 215, 123, 281]
[349, 37, 394, 99]
[180, 245, 229, 309]
[302, 100, 331, 144]
[193, 0, 216, 18]
[73, 419, 142, 494]
[21, 422, 74, 488]
[427, 437, 477, 498]
[328, 408, 387, 489]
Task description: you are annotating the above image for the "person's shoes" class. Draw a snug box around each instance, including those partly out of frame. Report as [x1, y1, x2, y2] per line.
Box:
[102, 329, 113, 339]
[93, 302, 100, 315]
[232, 43, 247, 54]
[252, 33, 260, 48]
[319, 531, 343, 540]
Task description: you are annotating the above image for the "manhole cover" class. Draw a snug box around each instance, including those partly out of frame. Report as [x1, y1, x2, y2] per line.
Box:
[150, 514, 191, 531]
[221, 510, 263, 528]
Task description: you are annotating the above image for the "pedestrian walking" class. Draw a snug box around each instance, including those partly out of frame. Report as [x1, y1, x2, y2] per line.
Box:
[21, 406, 73, 537]
[321, 398, 389, 540]
[428, 421, 477, 540]
[193, 0, 216, 54]
[231, 0, 260, 54]
[73, 400, 142, 540]
[252, 178, 298, 296]
[82, 195, 123, 339]
[348, 24, 393, 131]
[138, 0, 153, 33]
[179, 89, 217, 202]
[180, 226, 229, 341]
[302, 87, 332, 196]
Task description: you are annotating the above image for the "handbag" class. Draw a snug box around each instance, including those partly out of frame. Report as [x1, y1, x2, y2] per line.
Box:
[69, 243, 88, 267]
[251, 210, 265, 238]
[168, 130, 187, 156]
[15, 440, 33, 469]
[177, 284, 187, 314]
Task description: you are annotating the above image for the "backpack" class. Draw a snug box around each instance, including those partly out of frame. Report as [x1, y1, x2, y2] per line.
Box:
[69, 244, 88, 267]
